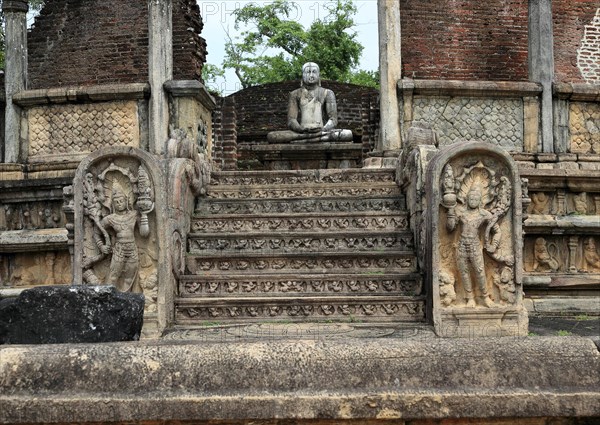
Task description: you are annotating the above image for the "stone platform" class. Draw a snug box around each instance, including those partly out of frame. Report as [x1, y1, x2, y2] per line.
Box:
[1, 335, 599, 423]
[237, 141, 364, 170]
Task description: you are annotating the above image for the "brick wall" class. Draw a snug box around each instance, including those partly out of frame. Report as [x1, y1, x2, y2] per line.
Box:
[27, 0, 206, 89]
[553, 0, 599, 83]
[400, 0, 529, 81]
[211, 81, 380, 169]
[173, 0, 207, 81]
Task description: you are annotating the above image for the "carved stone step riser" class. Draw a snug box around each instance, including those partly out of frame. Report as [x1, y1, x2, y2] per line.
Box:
[179, 277, 423, 297]
[195, 198, 406, 215]
[206, 185, 401, 200]
[186, 255, 417, 275]
[188, 234, 415, 254]
[210, 170, 397, 186]
[191, 215, 410, 234]
[175, 300, 426, 322]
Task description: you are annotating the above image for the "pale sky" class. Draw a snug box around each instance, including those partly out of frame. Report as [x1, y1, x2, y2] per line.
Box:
[27, 1, 380, 95]
[199, 0, 379, 94]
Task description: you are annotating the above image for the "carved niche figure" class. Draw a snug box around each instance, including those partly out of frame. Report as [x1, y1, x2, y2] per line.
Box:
[267, 62, 353, 143]
[438, 271, 457, 307]
[493, 266, 516, 305]
[529, 192, 550, 215]
[533, 237, 560, 272]
[81, 163, 154, 293]
[441, 162, 513, 308]
[573, 192, 588, 215]
[583, 237, 600, 272]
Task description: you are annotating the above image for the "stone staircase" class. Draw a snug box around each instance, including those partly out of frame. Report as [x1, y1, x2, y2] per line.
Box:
[175, 168, 425, 325]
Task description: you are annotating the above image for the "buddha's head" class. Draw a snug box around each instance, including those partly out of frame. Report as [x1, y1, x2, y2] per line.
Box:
[302, 62, 320, 87]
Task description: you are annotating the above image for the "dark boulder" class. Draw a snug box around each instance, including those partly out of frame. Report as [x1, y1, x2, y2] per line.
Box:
[0, 285, 144, 344]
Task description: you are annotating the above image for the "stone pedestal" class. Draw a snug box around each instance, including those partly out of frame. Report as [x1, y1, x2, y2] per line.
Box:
[237, 142, 363, 170]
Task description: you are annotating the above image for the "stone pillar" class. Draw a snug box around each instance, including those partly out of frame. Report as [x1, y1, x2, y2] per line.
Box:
[148, 0, 173, 155]
[2, 0, 28, 163]
[376, 0, 402, 153]
[529, 0, 555, 153]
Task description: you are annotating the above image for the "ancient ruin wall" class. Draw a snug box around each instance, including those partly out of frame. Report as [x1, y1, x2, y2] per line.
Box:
[173, 0, 207, 81]
[400, 0, 529, 81]
[27, 0, 206, 89]
[553, 0, 599, 83]
[211, 81, 379, 169]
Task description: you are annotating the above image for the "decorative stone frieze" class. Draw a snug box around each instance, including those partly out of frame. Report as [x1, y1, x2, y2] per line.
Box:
[176, 299, 425, 322]
[426, 141, 527, 337]
[28, 101, 140, 161]
[413, 97, 524, 150]
[191, 214, 409, 233]
[569, 101, 600, 154]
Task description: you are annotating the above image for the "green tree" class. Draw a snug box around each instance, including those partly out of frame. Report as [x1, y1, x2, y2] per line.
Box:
[223, 0, 378, 89]
[0, 0, 45, 69]
[201, 63, 226, 95]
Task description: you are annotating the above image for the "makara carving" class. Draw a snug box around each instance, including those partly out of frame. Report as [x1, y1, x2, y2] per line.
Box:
[267, 62, 353, 143]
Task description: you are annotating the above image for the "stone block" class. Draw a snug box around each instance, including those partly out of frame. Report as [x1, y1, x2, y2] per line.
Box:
[557, 161, 580, 170]
[579, 162, 600, 170]
[536, 163, 556, 170]
[0, 285, 144, 344]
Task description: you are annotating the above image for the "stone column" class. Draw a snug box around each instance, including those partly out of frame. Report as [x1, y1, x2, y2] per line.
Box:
[2, 0, 28, 163]
[529, 0, 555, 153]
[376, 0, 402, 153]
[148, 0, 173, 155]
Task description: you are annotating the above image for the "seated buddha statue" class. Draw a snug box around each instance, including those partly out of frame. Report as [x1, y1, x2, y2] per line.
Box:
[267, 62, 353, 144]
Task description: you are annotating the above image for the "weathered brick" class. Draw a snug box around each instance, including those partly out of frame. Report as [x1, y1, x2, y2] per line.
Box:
[400, 0, 529, 81]
[27, 0, 206, 89]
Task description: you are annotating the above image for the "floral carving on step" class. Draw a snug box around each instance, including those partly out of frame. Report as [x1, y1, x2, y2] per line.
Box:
[176, 301, 425, 320]
[180, 278, 422, 296]
[199, 199, 404, 215]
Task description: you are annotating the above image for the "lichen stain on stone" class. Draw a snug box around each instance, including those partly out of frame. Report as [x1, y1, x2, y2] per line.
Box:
[338, 401, 352, 418]
[0, 348, 28, 373]
[375, 408, 402, 419]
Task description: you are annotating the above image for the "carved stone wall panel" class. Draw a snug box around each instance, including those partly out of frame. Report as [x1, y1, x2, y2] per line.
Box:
[524, 236, 565, 273]
[196, 198, 405, 215]
[187, 233, 414, 254]
[569, 102, 600, 154]
[0, 201, 65, 231]
[175, 299, 426, 322]
[28, 101, 140, 160]
[527, 189, 600, 216]
[187, 254, 417, 275]
[191, 214, 409, 234]
[0, 251, 72, 286]
[179, 275, 423, 297]
[426, 142, 527, 337]
[525, 235, 600, 274]
[412, 97, 524, 150]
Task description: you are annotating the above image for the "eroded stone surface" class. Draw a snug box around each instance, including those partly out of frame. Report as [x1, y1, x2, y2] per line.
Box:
[0, 337, 598, 422]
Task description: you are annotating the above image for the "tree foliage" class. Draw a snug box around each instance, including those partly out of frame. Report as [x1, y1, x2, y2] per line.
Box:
[0, 0, 45, 69]
[222, 0, 378, 89]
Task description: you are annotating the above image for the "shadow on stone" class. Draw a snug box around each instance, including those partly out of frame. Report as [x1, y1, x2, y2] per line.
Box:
[0, 285, 144, 344]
